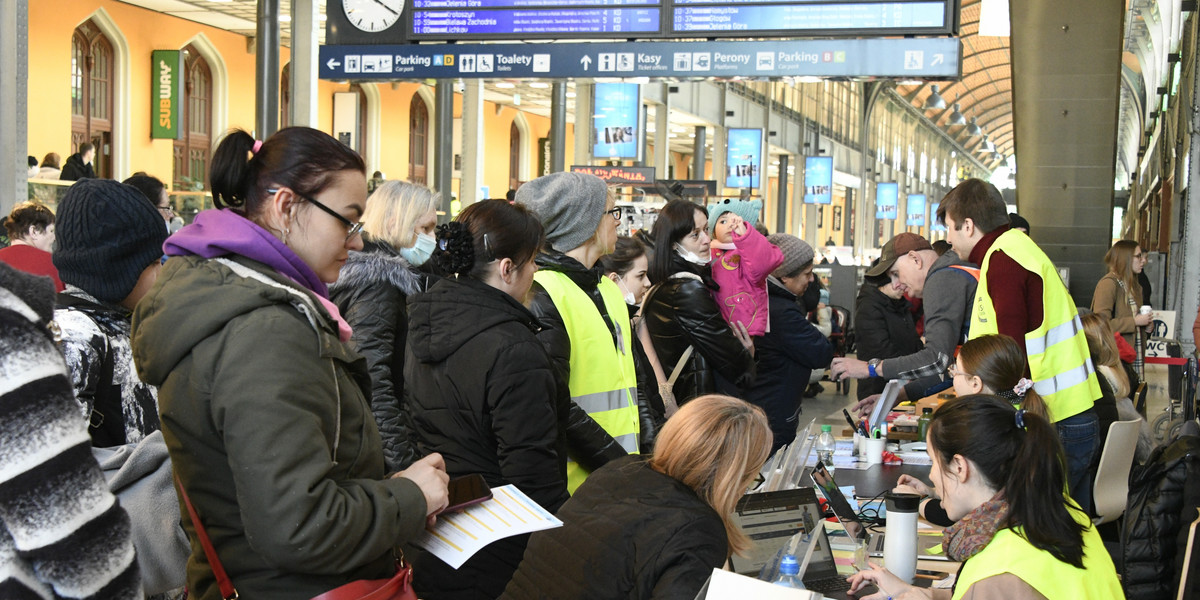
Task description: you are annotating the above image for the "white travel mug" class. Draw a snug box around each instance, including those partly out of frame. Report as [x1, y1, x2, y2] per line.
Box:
[884, 493, 922, 584]
[1140, 305, 1153, 315]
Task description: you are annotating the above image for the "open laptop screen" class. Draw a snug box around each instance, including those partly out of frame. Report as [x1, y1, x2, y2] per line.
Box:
[730, 487, 839, 580]
[810, 460, 867, 542]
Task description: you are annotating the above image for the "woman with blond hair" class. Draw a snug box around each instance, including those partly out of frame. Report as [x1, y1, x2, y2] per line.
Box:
[1091, 239, 1151, 379]
[330, 179, 439, 471]
[502, 394, 771, 600]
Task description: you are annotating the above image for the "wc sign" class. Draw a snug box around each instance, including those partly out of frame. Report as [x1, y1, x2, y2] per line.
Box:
[151, 50, 182, 139]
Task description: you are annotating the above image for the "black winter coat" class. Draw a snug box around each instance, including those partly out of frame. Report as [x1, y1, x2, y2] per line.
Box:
[1121, 435, 1200, 600]
[502, 456, 727, 600]
[405, 275, 570, 600]
[747, 279, 834, 451]
[329, 238, 424, 472]
[527, 250, 653, 461]
[853, 283, 922, 399]
[60, 152, 96, 181]
[642, 255, 755, 403]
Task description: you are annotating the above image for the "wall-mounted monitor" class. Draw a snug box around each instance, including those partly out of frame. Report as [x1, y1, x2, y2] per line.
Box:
[725, 128, 763, 189]
[930, 202, 946, 231]
[803, 156, 833, 204]
[906, 194, 927, 226]
[875, 182, 898, 219]
[592, 83, 642, 160]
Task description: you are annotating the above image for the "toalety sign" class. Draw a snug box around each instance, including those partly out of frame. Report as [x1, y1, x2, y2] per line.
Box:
[151, 50, 182, 140]
[570, 165, 656, 185]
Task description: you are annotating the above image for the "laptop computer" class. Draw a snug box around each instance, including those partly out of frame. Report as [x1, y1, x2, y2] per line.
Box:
[730, 487, 858, 597]
[810, 460, 949, 561]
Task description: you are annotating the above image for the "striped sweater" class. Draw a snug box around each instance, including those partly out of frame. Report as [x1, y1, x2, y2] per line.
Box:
[0, 264, 141, 599]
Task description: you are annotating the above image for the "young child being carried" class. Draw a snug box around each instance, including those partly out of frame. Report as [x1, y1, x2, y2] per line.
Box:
[707, 198, 784, 336]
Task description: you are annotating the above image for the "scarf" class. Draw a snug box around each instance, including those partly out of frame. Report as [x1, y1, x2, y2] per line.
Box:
[942, 491, 1009, 562]
[1115, 278, 1144, 379]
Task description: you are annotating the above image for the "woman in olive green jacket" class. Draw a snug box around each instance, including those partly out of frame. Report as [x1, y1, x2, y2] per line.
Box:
[132, 127, 448, 600]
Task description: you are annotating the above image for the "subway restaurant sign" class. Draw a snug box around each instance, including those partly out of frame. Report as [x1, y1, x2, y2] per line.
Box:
[151, 50, 182, 139]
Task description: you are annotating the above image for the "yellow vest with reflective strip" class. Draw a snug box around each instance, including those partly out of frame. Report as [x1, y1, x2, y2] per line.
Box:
[952, 506, 1123, 600]
[971, 230, 1100, 422]
[534, 271, 640, 493]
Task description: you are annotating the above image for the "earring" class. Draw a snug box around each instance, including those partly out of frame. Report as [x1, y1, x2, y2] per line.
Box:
[282, 227, 290, 245]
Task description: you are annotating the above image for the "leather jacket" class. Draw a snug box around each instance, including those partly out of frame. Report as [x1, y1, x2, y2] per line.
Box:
[642, 254, 755, 404]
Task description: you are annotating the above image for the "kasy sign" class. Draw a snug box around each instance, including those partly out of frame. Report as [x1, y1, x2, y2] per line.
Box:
[151, 50, 182, 140]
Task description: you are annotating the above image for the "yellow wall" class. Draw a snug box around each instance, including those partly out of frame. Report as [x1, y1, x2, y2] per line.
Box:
[29, 1, 574, 194]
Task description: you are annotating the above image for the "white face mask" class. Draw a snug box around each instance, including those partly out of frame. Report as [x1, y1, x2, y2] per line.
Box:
[675, 243, 711, 266]
[399, 232, 436, 266]
[615, 277, 637, 305]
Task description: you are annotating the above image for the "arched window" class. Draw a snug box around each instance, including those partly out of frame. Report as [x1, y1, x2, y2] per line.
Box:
[409, 94, 429, 185]
[509, 121, 522, 192]
[71, 19, 114, 178]
[173, 45, 212, 191]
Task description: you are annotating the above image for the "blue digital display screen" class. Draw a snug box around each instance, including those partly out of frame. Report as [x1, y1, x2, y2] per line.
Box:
[411, 7, 660, 36]
[593, 83, 641, 159]
[672, 2, 945, 34]
[804, 156, 833, 205]
[726, 129, 763, 189]
[415, 0, 658, 6]
[876, 182, 898, 219]
[906, 194, 927, 226]
[930, 202, 946, 231]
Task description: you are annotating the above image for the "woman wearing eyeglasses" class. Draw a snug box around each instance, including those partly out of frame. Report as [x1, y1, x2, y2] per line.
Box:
[131, 127, 449, 600]
[1090, 240, 1152, 380]
[516, 172, 644, 492]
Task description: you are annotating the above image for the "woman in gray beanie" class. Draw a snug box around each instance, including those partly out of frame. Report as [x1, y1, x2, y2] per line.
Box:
[517, 171, 640, 492]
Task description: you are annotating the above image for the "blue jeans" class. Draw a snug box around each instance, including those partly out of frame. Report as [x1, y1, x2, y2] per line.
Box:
[1056, 409, 1099, 512]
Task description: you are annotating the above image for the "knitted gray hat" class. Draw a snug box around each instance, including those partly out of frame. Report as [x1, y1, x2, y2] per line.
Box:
[767, 233, 814, 279]
[707, 198, 762, 236]
[515, 172, 608, 252]
[53, 179, 169, 304]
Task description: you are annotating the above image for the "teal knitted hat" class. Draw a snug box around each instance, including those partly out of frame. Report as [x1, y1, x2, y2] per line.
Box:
[706, 198, 762, 236]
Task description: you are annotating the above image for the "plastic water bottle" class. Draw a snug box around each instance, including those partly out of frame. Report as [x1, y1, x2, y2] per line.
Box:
[773, 554, 806, 589]
[815, 424, 836, 466]
[884, 493, 921, 584]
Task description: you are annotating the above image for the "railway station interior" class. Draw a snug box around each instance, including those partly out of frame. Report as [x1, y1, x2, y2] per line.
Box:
[2, 0, 1200, 598]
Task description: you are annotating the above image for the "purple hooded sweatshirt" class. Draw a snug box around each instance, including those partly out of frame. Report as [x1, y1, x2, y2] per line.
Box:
[165, 208, 352, 340]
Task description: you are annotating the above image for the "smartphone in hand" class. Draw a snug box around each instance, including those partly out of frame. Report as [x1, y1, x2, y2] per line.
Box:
[442, 474, 492, 513]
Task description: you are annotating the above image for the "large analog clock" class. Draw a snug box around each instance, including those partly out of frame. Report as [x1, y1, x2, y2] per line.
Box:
[342, 0, 404, 33]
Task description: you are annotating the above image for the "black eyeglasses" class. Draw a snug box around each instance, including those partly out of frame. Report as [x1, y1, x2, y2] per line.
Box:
[268, 188, 364, 242]
[606, 207, 622, 222]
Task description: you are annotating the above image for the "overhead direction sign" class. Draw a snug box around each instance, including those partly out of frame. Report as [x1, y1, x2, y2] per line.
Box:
[319, 38, 961, 80]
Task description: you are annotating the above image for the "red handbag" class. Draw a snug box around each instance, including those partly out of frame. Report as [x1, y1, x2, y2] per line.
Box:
[175, 476, 417, 600]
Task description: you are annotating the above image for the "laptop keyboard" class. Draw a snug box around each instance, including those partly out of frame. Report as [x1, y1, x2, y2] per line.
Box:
[805, 574, 852, 593]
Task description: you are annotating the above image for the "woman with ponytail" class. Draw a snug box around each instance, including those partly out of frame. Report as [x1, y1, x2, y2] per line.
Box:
[132, 127, 449, 600]
[405, 199, 573, 599]
[850, 395, 1122, 599]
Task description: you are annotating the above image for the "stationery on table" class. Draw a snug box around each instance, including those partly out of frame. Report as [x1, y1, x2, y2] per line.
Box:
[415, 484, 562, 569]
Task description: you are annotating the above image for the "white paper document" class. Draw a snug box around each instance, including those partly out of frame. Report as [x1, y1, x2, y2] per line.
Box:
[693, 568, 821, 600]
[415, 484, 563, 569]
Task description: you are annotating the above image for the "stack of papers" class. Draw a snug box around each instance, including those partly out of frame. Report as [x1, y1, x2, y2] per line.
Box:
[415, 484, 562, 569]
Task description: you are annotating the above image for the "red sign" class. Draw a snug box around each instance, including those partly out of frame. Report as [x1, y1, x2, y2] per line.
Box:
[570, 165, 656, 185]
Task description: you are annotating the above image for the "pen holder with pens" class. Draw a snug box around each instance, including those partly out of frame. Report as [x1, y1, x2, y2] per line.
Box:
[862, 436, 887, 465]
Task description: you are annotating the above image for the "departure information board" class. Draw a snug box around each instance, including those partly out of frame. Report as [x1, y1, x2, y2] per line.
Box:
[393, 0, 956, 41]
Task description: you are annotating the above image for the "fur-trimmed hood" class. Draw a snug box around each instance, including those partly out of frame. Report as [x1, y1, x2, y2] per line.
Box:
[331, 239, 422, 297]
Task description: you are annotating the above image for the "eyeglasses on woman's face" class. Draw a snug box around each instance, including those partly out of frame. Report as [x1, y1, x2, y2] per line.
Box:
[268, 188, 364, 242]
[605, 207, 622, 222]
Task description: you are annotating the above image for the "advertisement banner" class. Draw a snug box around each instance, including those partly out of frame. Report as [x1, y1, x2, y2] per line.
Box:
[906, 194, 926, 226]
[875, 182, 898, 219]
[803, 156, 833, 204]
[725, 129, 763, 189]
[151, 50, 182, 140]
[592, 83, 641, 159]
[570, 165, 655, 185]
[930, 202, 946, 231]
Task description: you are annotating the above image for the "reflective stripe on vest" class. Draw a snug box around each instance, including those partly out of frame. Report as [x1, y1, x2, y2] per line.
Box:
[952, 506, 1123, 600]
[535, 271, 640, 493]
[971, 229, 1100, 422]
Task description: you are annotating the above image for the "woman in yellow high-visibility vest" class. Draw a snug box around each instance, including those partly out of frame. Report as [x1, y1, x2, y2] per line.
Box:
[848, 395, 1122, 600]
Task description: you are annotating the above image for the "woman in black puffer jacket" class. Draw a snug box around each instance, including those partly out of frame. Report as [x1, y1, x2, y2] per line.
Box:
[642, 201, 755, 405]
[329, 180, 438, 472]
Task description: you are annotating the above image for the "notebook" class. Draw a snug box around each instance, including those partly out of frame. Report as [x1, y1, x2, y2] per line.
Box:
[809, 460, 949, 561]
[730, 487, 858, 598]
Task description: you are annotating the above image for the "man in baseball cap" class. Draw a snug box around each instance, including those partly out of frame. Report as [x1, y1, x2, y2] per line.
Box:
[830, 231, 979, 408]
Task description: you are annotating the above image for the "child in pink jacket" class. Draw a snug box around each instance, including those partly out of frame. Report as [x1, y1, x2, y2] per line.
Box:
[707, 198, 784, 336]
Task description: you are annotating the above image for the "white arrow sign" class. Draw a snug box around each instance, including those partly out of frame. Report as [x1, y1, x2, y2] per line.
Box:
[327, 58, 341, 69]
[580, 55, 592, 71]
[931, 54, 944, 66]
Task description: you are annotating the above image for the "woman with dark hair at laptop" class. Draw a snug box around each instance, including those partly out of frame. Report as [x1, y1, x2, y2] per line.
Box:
[502, 395, 771, 600]
[848, 395, 1122, 600]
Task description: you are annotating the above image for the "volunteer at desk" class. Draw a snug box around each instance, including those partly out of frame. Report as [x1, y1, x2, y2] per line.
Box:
[848, 395, 1122, 600]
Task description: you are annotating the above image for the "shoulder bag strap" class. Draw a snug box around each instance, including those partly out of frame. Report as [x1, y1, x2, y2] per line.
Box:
[1115, 279, 1145, 379]
[175, 475, 239, 600]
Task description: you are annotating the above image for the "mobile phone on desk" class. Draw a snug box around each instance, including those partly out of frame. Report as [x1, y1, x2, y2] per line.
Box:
[442, 474, 492, 513]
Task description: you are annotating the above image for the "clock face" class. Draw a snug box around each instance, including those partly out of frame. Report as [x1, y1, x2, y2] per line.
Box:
[342, 0, 404, 33]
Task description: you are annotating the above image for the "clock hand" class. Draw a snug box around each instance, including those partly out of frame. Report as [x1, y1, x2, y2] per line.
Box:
[372, 0, 400, 16]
